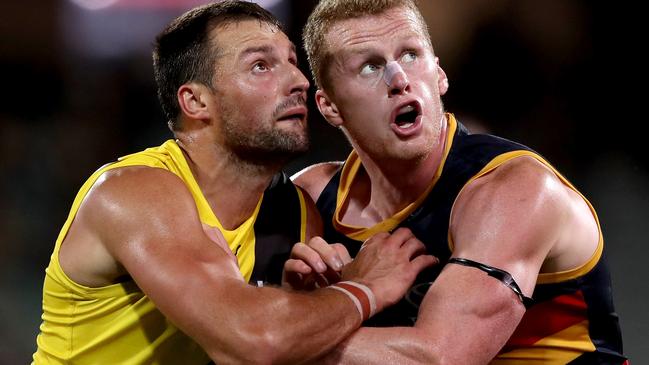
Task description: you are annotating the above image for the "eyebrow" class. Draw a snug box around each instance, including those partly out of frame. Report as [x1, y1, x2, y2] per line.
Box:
[239, 43, 297, 59]
[343, 35, 423, 57]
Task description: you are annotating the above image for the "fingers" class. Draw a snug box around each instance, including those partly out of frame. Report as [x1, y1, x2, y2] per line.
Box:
[304, 236, 345, 271]
[290, 242, 328, 273]
[284, 238, 351, 290]
[284, 258, 313, 275]
[387, 227, 415, 246]
[401, 236, 428, 260]
[409, 254, 439, 274]
[283, 258, 319, 290]
[331, 243, 353, 265]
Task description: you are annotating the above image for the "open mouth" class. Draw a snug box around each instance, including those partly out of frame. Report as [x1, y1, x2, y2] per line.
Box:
[393, 102, 422, 129]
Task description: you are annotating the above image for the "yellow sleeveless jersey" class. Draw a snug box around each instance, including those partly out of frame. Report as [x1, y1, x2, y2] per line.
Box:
[33, 140, 307, 364]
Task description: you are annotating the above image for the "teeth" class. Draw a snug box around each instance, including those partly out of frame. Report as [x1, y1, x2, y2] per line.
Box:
[398, 104, 415, 115]
[397, 122, 414, 129]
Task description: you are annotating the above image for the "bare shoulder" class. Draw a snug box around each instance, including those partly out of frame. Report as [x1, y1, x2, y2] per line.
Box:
[451, 156, 572, 271]
[291, 161, 343, 202]
[456, 155, 571, 216]
[60, 166, 197, 287]
[452, 155, 598, 274]
[84, 166, 195, 229]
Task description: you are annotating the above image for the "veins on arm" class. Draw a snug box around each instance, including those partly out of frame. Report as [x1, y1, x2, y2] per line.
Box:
[79, 166, 363, 365]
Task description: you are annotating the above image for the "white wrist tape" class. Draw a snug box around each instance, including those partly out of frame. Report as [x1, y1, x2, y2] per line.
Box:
[329, 281, 377, 322]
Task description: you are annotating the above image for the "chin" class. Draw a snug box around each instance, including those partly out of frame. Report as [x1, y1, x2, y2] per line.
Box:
[390, 140, 433, 162]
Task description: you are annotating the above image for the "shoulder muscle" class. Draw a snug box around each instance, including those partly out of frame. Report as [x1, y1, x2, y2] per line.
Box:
[292, 161, 343, 202]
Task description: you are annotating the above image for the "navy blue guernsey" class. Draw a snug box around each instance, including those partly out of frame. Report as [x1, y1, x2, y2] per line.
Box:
[316, 115, 626, 364]
[250, 172, 306, 286]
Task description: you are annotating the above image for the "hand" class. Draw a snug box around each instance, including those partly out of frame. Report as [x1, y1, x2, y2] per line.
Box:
[283, 236, 352, 290]
[342, 228, 438, 312]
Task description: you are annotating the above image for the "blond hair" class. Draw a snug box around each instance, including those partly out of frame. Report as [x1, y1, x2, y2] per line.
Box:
[303, 0, 430, 90]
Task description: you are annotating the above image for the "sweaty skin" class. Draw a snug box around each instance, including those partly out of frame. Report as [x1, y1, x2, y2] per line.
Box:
[293, 6, 600, 364]
[53, 19, 436, 364]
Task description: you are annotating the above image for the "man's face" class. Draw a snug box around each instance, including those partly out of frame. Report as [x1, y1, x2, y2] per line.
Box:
[319, 7, 448, 163]
[210, 20, 310, 164]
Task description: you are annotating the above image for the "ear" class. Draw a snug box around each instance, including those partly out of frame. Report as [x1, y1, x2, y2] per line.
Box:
[435, 57, 449, 96]
[177, 83, 211, 121]
[315, 89, 343, 127]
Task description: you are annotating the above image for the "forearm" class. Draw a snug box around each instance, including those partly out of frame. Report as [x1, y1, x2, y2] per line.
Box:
[226, 284, 363, 365]
[161, 274, 363, 365]
[315, 327, 439, 365]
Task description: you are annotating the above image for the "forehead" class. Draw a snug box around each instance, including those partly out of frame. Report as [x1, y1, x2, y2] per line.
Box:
[325, 7, 425, 54]
[210, 19, 293, 58]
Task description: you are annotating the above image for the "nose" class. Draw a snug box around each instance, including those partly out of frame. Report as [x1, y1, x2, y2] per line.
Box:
[288, 64, 310, 96]
[385, 61, 410, 96]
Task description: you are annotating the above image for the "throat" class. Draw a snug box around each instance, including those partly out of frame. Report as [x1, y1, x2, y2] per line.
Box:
[340, 170, 417, 228]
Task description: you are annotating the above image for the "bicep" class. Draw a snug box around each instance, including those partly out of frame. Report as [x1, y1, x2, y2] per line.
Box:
[84, 167, 245, 343]
[414, 263, 526, 363]
[449, 157, 567, 295]
[417, 158, 570, 361]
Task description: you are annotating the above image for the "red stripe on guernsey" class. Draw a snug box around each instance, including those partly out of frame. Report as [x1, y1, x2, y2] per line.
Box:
[500, 290, 588, 353]
[336, 282, 371, 320]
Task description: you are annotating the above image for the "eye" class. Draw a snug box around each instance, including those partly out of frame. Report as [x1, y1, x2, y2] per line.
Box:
[253, 62, 270, 73]
[360, 63, 379, 76]
[401, 51, 417, 63]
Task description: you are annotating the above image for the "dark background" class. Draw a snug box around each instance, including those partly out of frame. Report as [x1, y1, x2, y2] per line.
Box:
[1, 0, 646, 363]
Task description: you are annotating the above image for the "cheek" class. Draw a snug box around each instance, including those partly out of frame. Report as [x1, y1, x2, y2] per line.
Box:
[234, 78, 278, 111]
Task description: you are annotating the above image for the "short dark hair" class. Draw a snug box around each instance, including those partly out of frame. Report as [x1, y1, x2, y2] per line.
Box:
[153, 1, 283, 130]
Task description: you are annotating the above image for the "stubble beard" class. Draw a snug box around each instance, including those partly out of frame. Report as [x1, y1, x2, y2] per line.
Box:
[223, 117, 309, 167]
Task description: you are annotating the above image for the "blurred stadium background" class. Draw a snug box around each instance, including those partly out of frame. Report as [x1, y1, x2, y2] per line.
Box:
[1, 0, 646, 362]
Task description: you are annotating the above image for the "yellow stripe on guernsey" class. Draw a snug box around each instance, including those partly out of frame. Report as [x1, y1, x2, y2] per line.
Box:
[448, 150, 604, 284]
[332, 114, 458, 241]
[491, 320, 596, 364]
[296, 187, 308, 242]
[33, 140, 262, 365]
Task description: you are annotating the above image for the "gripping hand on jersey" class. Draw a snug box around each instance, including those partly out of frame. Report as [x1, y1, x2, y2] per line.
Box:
[283, 236, 352, 290]
[283, 228, 439, 313]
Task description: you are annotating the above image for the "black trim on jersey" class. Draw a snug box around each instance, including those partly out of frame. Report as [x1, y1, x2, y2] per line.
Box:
[314, 120, 626, 361]
[249, 172, 303, 286]
[317, 122, 531, 259]
[316, 122, 532, 325]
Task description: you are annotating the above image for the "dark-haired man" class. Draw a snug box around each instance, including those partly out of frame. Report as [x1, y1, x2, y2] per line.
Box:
[291, 0, 627, 363]
[31, 1, 435, 364]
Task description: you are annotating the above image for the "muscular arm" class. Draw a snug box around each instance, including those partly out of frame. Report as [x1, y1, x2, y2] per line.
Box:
[71, 167, 362, 364]
[81, 167, 362, 363]
[313, 157, 599, 364]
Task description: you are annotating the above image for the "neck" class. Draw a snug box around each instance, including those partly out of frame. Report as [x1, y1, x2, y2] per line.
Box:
[351, 118, 448, 222]
[176, 132, 278, 230]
